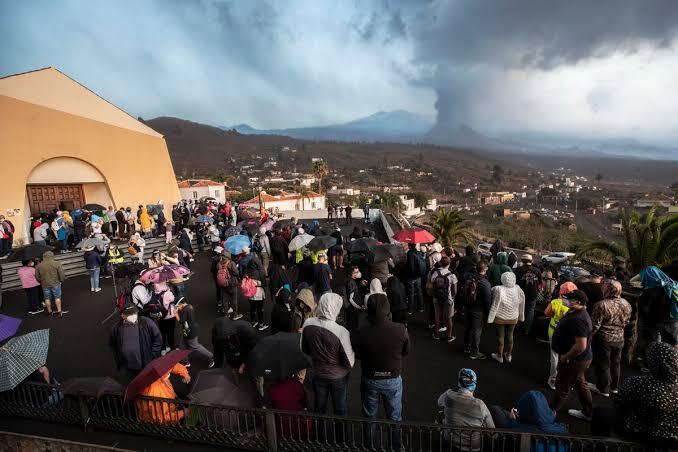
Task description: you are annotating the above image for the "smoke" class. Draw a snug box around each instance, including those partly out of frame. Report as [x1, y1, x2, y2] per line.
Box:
[409, 0, 678, 127]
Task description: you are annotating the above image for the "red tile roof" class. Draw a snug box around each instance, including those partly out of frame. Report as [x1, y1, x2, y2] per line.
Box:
[177, 179, 224, 188]
[244, 191, 323, 204]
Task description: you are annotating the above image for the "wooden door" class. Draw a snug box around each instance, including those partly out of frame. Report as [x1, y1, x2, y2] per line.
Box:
[27, 185, 85, 216]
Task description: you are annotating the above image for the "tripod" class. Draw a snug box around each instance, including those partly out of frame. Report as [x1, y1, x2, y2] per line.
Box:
[99, 262, 127, 325]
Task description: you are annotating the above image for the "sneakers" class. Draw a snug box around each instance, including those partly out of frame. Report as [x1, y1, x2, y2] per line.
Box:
[28, 309, 45, 315]
[94, 288, 102, 293]
[55, 310, 69, 317]
[610, 389, 618, 395]
[446, 336, 456, 343]
[184, 362, 191, 368]
[208, 361, 215, 368]
[547, 378, 556, 391]
[587, 382, 610, 397]
[258, 323, 270, 331]
[232, 314, 243, 320]
[504, 354, 512, 363]
[252, 321, 259, 328]
[567, 409, 592, 421]
[470, 353, 487, 360]
[432, 334, 441, 341]
[227, 307, 234, 314]
[491, 353, 504, 363]
[438, 327, 447, 333]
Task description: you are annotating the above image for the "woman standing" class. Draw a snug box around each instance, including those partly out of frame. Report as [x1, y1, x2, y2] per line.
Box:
[83, 245, 102, 292]
[139, 206, 153, 238]
[544, 282, 577, 389]
[154, 281, 177, 353]
[488, 272, 525, 364]
[17, 260, 43, 314]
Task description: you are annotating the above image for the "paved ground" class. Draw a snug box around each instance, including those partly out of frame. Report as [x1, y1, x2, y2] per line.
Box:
[0, 218, 636, 448]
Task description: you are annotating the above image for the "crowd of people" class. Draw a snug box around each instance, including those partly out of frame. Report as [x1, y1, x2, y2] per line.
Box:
[4, 199, 678, 450]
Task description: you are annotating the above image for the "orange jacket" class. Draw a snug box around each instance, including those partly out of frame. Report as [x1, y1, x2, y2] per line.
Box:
[136, 363, 189, 424]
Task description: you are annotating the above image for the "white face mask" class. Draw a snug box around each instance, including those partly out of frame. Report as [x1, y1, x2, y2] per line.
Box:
[125, 314, 138, 324]
[354, 272, 362, 279]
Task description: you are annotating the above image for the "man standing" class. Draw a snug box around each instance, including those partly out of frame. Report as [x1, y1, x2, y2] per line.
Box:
[514, 254, 541, 334]
[35, 251, 67, 316]
[176, 301, 215, 368]
[0, 215, 15, 258]
[302, 293, 355, 416]
[313, 252, 333, 295]
[430, 256, 458, 342]
[550, 290, 593, 421]
[211, 250, 243, 319]
[406, 244, 425, 314]
[109, 306, 162, 381]
[577, 272, 605, 314]
[353, 293, 409, 449]
[463, 262, 492, 359]
[344, 205, 353, 225]
[588, 280, 631, 397]
[212, 311, 258, 371]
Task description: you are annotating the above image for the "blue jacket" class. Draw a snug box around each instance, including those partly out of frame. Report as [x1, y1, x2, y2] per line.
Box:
[506, 391, 569, 452]
[83, 250, 102, 270]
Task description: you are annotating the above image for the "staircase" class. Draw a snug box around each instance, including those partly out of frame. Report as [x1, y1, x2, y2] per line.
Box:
[1, 237, 198, 292]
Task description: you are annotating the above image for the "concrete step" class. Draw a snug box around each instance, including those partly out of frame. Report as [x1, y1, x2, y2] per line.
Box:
[1, 237, 198, 292]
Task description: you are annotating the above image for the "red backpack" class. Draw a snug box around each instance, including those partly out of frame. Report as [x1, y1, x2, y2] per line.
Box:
[240, 276, 257, 298]
[216, 260, 231, 288]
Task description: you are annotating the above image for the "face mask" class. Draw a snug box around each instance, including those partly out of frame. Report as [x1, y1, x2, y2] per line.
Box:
[562, 300, 572, 308]
[354, 272, 362, 279]
[125, 314, 138, 324]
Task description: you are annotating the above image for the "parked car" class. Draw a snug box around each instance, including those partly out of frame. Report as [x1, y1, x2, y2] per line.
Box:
[542, 252, 576, 264]
[558, 266, 590, 283]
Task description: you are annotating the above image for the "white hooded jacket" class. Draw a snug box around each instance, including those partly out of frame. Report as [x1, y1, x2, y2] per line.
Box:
[488, 272, 526, 323]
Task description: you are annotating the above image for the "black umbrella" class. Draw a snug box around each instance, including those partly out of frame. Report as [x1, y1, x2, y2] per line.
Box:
[306, 235, 337, 251]
[238, 220, 261, 235]
[372, 244, 400, 263]
[7, 244, 54, 262]
[247, 332, 312, 379]
[188, 368, 260, 408]
[61, 377, 124, 398]
[272, 219, 292, 230]
[83, 203, 106, 211]
[347, 238, 378, 253]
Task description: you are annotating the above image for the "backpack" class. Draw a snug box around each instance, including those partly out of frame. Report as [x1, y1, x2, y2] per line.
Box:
[127, 245, 138, 256]
[220, 333, 243, 367]
[240, 276, 258, 298]
[252, 235, 264, 254]
[216, 260, 231, 288]
[465, 277, 479, 306]
[51, 220, 60, 233]
[432, 269, 451, 301]
[144, 290, 169, 320]
[415, 254, 427, 277]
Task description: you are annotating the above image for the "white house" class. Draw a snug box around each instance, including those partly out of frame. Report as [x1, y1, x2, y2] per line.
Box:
[245, 191, 326, 211]
[327, 186, 361, 196]
[178, 179, 226, 204]
[298, 176, 317, 188]
[399, 195, 421, 217]
[426, 198, 437, 210]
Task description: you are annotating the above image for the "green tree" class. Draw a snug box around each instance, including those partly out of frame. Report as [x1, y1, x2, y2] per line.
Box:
[424, 208, 475, 248]
[407, 192, 428, 209]
[312, 159, 329, 193]
[577, 206, 678, 273]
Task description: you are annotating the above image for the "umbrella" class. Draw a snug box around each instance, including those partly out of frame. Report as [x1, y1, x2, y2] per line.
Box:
[0, 329, 49, 392]
[83, 203, 106, 211]
[238, 220, 261, 235]
[261, 218, 275, 231]
[224, 225, 241, 238]
[139, 264, 190, 284]
[346, 238, 378, 253]
[76, 236, 110, 252]
[392, 227, 436, 244]
[372, 245, 398, 263]
[239, 207, 259, 220]
[306, 235, 337, 251]
[61, 377, 124, 398]
[273, 219, 292, 230]
[288, 233, 315, 251]
[124, 349, 191, 403]
[247, 333, 311, 379]
[7, 244, 54, 262]
[196, 214, 214, 224]
[225, 235, 251, 255]
[0, 315, 22, 342]
[188, 368, 259, 408]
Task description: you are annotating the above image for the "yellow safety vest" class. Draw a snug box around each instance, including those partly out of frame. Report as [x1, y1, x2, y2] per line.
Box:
[108, 248, 124, 264]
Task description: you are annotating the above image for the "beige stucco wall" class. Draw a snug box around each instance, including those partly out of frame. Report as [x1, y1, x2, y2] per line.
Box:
[0, 95, 180, 245]
[28, 157, 106, 183]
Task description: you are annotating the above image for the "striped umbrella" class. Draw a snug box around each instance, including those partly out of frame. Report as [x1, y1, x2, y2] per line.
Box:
[0, 329, 50, 392]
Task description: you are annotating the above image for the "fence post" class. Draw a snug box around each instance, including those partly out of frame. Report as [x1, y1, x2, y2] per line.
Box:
[76, 394, 90, 429]
[264, 410, 278, 452]
[519, 433, 531, 452]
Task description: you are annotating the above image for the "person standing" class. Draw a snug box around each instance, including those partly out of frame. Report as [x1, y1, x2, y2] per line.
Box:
[17, 260, 43, 314]
[514, 254, 541, 335]
[313, 252, 333, 295]
[363, 204, 370, 222]
[115, 207, 126, 239]
[176, 301, 214, 368]
[549, 289, 594, 421]
[106, 206, 118, 239]
[253, 226, 271, 277]
[589, 280, 631, 397]
[352, 294, 409, 449]
[345, 266, 367, 331]
[139, 206, 153, 238]
[463, 262, 492, 359]
[344, 205, 353, 225]
[83, 245, 102, 292]
[35, 251, 67, 316]
[239, 247, 268, 331]
[405, 244, 425, 314]
[32, 221, 49, 246]
[487, 272, 525, 363]
[270, 228, 289, 267]
[211, 250, 242, 319]
[544, 282, 577, 390]
[212, 312, 259, 371]
[430, 256, 458, 342]
[637, 266, 678, 348]
[154, 282, 177, 353]
[108, 306, 162, 382]
[302, 293, 355, 416]
[487, 251, 512, 287]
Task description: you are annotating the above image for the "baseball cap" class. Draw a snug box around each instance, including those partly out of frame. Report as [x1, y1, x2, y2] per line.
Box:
[563, 289, 588, 305]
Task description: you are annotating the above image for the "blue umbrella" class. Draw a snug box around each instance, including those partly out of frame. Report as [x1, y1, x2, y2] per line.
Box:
[0, 315, 22, 343]
[196, 214, 214, 224]
[225, 235, 251, 255]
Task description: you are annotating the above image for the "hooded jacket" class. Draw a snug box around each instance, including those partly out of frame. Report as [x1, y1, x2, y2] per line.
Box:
[35, 251, 66, 288]
[271, 288, 294, 334]
[488, 273, 525, 324]
[301, 293, 355, 379]
[108, 316, 162, 371]
[352, 294, 409, 379]
[292, 288, 316, 331]
[488, 252, 513, 287]
[506, 391, 568, 435]
[139, 207, 153, 231]
[385, 276, 408, 312]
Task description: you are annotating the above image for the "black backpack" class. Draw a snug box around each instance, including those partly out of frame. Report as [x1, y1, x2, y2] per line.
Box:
[432, 269, 451, 301]
[416, 254, 427, 277]
[144, 290, 169, 320]
[464, 277, 479, 306]
[220, 333, 243, 367]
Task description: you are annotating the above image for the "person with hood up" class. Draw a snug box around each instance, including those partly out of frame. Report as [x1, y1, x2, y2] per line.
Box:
[385, 275, 408, 325]
[301, 292, 355, 415]
[32, 221, 49, 246]
[292, 288, 316, 332]
[139, 206, 153, 238]
[487, 272, 525, 363]
[353, 293, 410, 449]
[488, 251, 513, 287]
[637, 266, 678, 347]
[271, 287, 294, 334]
[136, 361, 191, 425]
[154, 281, 177, 353]
[35, 251, 67, 316]
[490, 391, 568, 452]
[345, 266, 367, 331]
[614, 342, 678, 447]
[544, 282, 577, 390]
[437, 368, 495, 452]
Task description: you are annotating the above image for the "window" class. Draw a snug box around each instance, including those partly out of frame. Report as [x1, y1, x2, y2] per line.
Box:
[192, 191, 198, 199]
[214, 190, 220, 198]
[311, 202, 316, 209]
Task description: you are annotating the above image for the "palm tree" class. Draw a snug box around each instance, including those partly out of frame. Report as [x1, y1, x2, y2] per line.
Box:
[577, 206, 678, 273]
[312, 159, 329, 194]
[424, 208, 475, 248]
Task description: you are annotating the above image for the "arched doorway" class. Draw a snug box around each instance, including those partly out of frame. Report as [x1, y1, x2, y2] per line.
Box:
[25, 157, 114, 215]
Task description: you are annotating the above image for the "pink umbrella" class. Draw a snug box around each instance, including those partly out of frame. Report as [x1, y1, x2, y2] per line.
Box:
[139, 265, 190, 284]
[392, 228, 436, 244]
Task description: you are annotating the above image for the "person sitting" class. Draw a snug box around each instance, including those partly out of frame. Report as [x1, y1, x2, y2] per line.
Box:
[136, 362, 191, 425]
[436, 368, 494, 451]
[268, 369, 312, 439]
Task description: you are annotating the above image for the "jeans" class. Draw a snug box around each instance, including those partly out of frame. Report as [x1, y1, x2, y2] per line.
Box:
[522, 297, 537, 334]
[592, 338, 623, 393]
[181, 336, 214, 363]
[43, 284, 62, 301]
[313, 374, 350, 415]
[172, 282, 187, 302]
[25, 286, 42, 311]
[88, 267, 100, 290]
[406, 278, 423, 312]
[548, 337, 559, 381]
[550, 359, 593, 417]
[249, 299, 264, 324]
[59, 239, 68, 252]
[361, 376, 403, 450]
[464, 311, 484, 354]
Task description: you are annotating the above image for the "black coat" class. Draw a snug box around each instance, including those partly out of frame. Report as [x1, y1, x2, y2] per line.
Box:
[385, 276, 408, 312]
[108, 317, 162, 371]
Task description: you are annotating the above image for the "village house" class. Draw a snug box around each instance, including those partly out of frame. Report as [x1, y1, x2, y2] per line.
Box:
[244, 190, 326, 211]
[177, 179, 226, 204]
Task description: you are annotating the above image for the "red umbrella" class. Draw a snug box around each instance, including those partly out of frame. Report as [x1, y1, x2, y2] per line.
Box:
[123, 349, 191, 403]
[392, 227, 436, 244]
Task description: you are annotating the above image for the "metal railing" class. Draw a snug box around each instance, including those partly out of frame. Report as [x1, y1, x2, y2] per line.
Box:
[0, 382, 649, 452]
